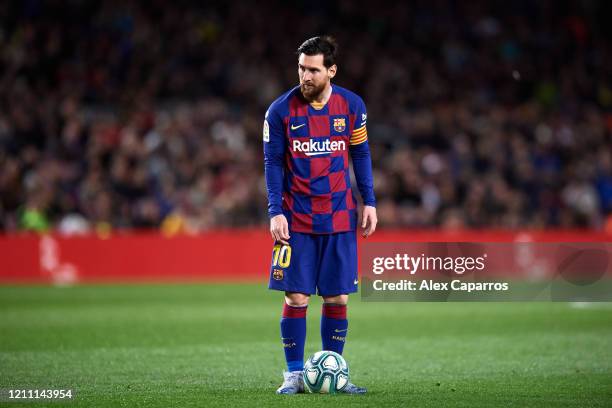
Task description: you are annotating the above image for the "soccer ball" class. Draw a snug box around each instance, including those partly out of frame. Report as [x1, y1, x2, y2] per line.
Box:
[303, 351, 349, 393]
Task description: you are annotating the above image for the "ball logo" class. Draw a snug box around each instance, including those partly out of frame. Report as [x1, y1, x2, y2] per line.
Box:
[322, 355, 339, 369]
[292, 139, 346, 156]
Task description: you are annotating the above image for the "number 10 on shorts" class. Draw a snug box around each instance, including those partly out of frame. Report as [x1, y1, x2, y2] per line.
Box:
[272, 244, 292, 268]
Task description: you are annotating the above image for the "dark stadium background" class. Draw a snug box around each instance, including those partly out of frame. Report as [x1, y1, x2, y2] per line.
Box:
[1, 0, 611, 232]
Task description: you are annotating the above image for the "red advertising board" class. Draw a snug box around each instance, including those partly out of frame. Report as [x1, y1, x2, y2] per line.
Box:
[0, 229, 610, 284]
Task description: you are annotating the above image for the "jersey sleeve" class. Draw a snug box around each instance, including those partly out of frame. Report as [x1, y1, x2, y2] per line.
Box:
[349, 97, 376, 207]
[263, 106, 286, 217]
[350, 97, 368, 146]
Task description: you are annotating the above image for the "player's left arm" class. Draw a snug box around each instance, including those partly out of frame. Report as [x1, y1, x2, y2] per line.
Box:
[349, 98, 377, 238]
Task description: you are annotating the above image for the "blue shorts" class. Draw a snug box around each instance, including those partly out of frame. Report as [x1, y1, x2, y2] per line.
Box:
[268, 231, 358, 296]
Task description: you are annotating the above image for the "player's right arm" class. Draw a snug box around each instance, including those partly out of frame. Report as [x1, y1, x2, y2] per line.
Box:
[263, 107, 290, 244]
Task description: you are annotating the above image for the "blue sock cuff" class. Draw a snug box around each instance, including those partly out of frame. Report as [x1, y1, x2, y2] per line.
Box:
[287, 360, 304, 372]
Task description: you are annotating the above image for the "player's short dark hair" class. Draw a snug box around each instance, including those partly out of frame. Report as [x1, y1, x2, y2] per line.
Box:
[297, 36, 338, 68]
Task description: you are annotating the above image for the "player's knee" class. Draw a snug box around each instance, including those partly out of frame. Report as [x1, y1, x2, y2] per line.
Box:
[322, 294, 348, 305]
[285, 292, 310, 306]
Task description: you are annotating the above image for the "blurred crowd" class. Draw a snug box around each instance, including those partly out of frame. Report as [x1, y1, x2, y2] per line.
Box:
[0, 0, 611, 234]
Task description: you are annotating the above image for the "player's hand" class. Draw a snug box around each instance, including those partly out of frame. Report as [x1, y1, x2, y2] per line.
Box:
[270, 214, 290, 245]
[361, 205, 377, 238]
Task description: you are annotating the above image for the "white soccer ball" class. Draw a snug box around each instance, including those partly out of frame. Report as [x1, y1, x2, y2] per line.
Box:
[303, 351, 349, 393]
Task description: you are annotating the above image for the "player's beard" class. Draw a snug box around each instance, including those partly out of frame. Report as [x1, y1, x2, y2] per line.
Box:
[300, 81, 326, 101]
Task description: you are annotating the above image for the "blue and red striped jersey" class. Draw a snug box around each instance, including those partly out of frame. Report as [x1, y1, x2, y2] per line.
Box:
[263, 84, 376, 234]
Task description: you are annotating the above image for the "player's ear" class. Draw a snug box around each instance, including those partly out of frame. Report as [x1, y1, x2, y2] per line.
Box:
[328, 64, 337, 79]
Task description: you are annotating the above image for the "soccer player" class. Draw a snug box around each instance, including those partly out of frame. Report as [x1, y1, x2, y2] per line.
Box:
[263, 36, 377, 394]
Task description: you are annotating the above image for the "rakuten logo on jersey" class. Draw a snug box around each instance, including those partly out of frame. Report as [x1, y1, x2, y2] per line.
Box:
[292, 139, 346, 156]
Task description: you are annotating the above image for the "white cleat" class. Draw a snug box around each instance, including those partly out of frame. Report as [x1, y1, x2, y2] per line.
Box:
[276, 370, 304, 394]
[341, 382, 367, 394]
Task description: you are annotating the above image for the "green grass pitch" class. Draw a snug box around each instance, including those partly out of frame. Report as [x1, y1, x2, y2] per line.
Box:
[1, 284, 611, 407]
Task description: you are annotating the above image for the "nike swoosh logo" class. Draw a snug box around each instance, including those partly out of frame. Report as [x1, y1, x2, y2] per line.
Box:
[334, 329, 348, 333]
[290, 123, 306, 130]
[354, 279, 359, 285]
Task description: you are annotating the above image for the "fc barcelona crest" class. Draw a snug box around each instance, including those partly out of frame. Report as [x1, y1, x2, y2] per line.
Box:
[333, 118, 346, 132]
[273, 269, 284, 281]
